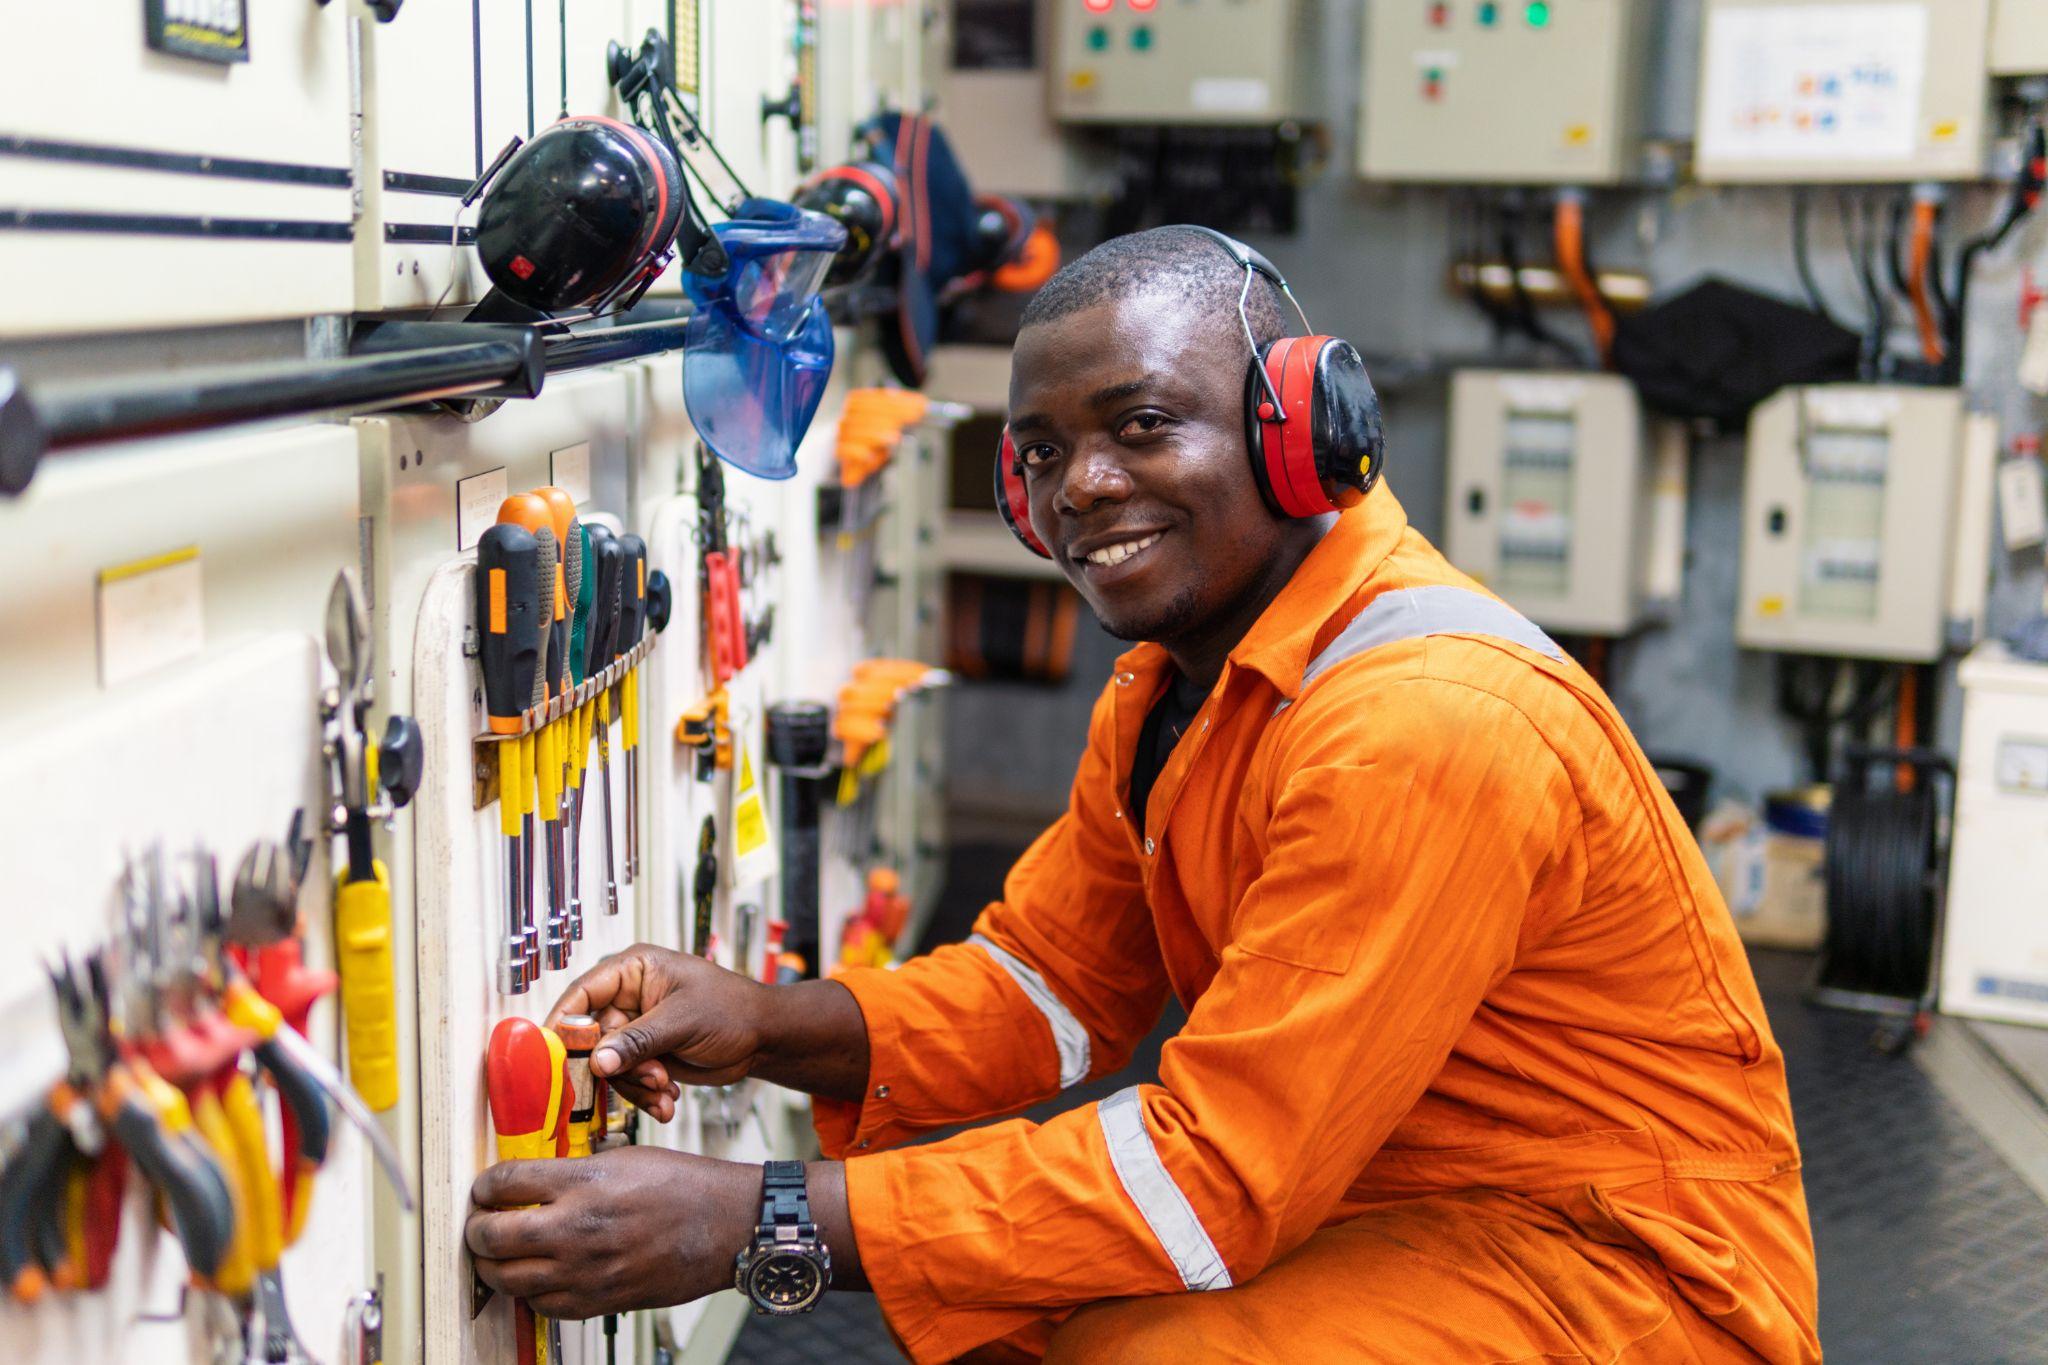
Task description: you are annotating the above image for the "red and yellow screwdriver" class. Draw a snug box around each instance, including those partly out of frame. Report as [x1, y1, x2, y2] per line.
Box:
[486, 1018, 568, 1365]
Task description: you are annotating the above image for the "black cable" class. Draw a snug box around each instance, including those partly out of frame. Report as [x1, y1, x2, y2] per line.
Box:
[1946, 115, 2046, 377]
[1457, 191, 1515, 344]
[1884, 191, 1912, 304]
[1792, 188, 1843, 328]
[1498, 193, 1589, 366]
[1839, 191, 1891, 379]
[1822, 769, 1938, 999]
[1776, 655, 1898, 781]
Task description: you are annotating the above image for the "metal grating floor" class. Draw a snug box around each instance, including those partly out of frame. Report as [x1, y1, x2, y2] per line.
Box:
[729, 851, 2048, 1362]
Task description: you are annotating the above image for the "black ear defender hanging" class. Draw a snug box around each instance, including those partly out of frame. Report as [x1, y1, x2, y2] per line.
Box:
[995, 225, 1386, 559]
[467, 114, 684, 323]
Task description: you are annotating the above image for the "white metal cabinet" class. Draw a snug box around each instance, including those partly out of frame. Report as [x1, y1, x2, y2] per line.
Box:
[0, 1, 353, 335]
[1736, 384, 1964, 662]
[1940, 647, 2048, 1025]
[1445, 370, 1652, 636]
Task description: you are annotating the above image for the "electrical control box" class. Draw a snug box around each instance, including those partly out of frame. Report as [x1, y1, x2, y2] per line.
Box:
[1939, 647, 2048, 1025]
[1445, 371, 1653, 636]
[1357, 0, 1652, 185]
[1736, 384, 1965, 662]
[1049, 0, 1321, 125]
[1991, 0, 2048, 73]
[0, 0, 354, 336]
[1695, 0, 1994, 183]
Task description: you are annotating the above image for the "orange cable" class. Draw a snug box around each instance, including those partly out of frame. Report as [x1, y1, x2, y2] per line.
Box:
[1907, 197, 1945, 366]
[1554, 195, 1616, 368]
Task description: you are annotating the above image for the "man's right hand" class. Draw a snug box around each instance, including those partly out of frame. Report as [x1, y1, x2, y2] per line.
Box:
[545, 945, 873, 1121]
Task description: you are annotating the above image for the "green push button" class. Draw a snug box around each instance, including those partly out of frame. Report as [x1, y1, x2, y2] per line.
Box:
[1087, 25, 1109, 50]
[1478, 1, 1499, 24]
[1131, 24, 1153, 50]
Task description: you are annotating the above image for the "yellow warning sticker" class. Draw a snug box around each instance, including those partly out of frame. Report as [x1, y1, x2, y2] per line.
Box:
[1759, 595, 1785, 618]
[732, 741, 770, 859]
[1564, 124, 1592, 146]
[734, 789, 770, 858]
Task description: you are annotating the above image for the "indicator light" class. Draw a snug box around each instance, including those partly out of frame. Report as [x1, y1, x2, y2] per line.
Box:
[1131, 24, 1154, 49]
[1084, 0, 1112, 12]
[1525, 1, 1551, 26]
[1129, 0, 1158, 10]
[1429, 1, 1450, 25]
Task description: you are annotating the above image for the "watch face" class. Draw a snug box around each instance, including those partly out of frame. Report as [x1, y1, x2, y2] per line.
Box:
[746, 1251, 826, 1312]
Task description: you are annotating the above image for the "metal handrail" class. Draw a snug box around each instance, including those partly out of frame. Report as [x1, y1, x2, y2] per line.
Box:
[0, 307, 694, 496]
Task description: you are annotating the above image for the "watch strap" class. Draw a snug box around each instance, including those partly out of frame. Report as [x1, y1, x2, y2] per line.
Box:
[759, 1160, 811, 1232]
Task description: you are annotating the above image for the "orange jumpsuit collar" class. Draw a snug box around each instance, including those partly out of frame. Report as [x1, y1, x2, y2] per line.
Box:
[1111, 485, 1412, 705]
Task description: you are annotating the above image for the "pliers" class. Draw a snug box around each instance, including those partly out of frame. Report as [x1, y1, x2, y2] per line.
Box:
[61, 954, 235, 1286]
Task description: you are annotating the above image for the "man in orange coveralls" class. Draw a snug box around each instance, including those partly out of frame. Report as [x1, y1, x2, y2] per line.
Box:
[469, 228, 1821, 1362]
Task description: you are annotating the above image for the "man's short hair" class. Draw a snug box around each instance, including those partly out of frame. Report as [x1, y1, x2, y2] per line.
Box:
[1018, 226, 1293, 350]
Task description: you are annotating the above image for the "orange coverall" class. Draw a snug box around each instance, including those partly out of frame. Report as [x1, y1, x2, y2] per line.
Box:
[817, 487, 1820, 1363]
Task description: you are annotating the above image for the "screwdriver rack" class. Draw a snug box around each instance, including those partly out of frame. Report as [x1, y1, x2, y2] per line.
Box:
[468, 632, 657, 811]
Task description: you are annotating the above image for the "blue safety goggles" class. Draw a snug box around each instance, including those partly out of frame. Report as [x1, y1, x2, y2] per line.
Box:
[683, 199, 847, 479]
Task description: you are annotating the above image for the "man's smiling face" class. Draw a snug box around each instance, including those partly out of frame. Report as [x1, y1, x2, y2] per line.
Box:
[1006, 288, 1307, 649]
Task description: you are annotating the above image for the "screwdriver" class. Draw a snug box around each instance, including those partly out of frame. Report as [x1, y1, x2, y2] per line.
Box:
[486, 1018, 567, 1365]
[616, 534, 649, 886]
[477, 521, 543, 993]
[497, 495, 561, 977]
[585, 527, 626, 917]
[532, 489, 578, 963]
[537, 487, 586, 945]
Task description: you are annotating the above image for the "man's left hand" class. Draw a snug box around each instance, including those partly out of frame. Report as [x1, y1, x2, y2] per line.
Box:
[467, 1147, 758, 1319]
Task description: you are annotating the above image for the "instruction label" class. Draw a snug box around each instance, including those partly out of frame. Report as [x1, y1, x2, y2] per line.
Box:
[1699, 3, 1927, 165]
[551, 443, 592, 505]
[1189, 78, 1269, 115]
[455, 467, 508, 551]
[96, 547, 203, 687]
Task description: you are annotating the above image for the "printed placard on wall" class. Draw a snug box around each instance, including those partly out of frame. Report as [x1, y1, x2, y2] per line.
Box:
[96, 546, 204, 687]
[1699, 3, 1929, 165]
[456, 467, 510, 552]
[144, 0, 250, 64]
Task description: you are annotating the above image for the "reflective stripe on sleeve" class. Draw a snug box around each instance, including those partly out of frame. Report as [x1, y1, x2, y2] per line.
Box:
[1097, 1087, 1234, 1291]
[968, 933, 1091, 1088]
[1278, 584, 1566, 713]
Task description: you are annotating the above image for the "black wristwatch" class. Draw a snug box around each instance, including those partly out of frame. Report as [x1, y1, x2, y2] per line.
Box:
[733, 1160, 832, 1314]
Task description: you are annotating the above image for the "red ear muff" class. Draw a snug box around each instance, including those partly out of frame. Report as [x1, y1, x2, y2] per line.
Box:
[994, 429, 1052, 560]
[1246, 335, 1385, 519]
